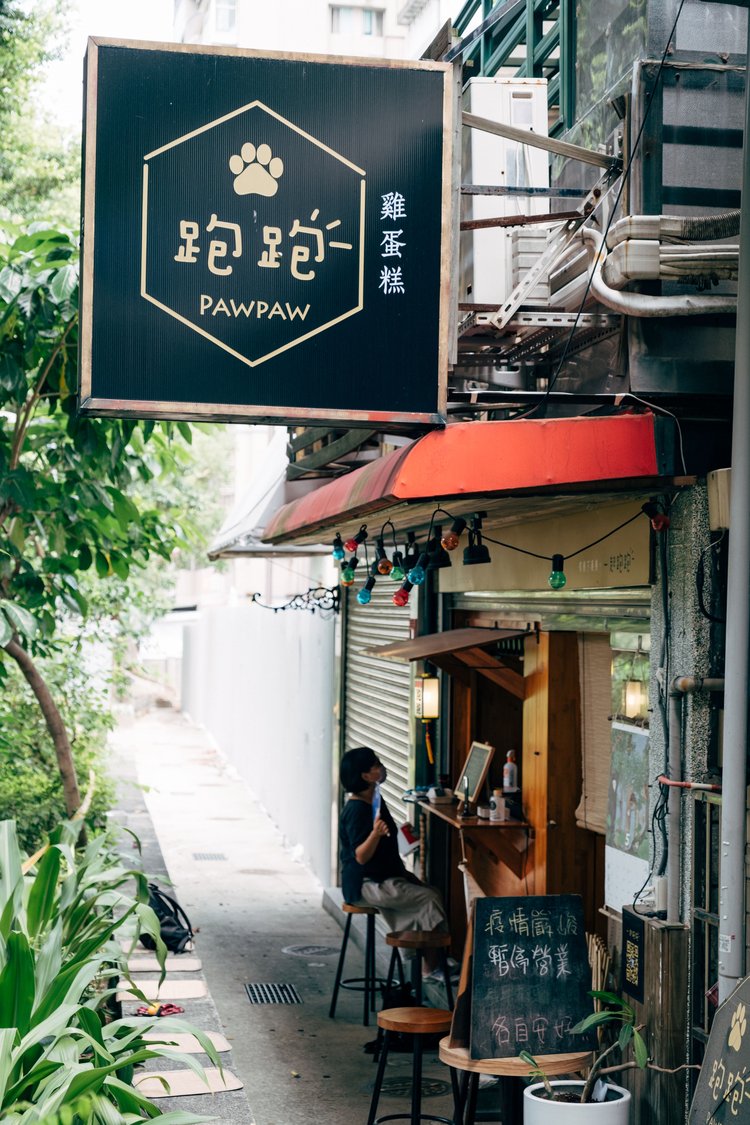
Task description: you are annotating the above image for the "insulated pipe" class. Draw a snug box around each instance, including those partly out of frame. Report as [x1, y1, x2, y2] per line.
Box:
[666, 678, 725, 925]
[601, 240, 738, 291]
[606, 211, 741, 249]
[581, 227, 738, 316]
[718, 13, 750, 1004]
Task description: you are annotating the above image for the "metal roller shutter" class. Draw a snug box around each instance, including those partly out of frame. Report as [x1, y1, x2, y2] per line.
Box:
[343, 584, 414, 826]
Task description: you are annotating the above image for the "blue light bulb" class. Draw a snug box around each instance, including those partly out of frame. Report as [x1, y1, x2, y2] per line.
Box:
[408, 552, 428, 586]
[333, 546, 345, 560]
[356, 587, 372, 605]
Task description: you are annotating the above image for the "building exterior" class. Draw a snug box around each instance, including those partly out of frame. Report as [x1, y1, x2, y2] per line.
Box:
[175, 1, 744, 1119]
[173, 0, 420, 887]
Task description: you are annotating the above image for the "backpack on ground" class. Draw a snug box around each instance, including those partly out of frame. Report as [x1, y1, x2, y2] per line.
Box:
[140, 882, 194, 954]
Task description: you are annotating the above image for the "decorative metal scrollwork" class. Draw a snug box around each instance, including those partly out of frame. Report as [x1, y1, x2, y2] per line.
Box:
[250, 586, 340, 615]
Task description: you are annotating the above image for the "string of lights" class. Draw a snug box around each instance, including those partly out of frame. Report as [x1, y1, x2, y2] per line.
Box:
[331, 501, 670, 607]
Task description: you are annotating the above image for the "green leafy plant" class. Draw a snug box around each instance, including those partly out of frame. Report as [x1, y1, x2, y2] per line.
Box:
[0, 652, 114, 852]
[521, 989, 697, 1104]
[0, 224, 194, 816]
[0, 816, 221, 1123]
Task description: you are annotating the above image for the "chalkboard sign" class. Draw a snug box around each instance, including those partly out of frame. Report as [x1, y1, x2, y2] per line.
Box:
[470, 895, 597, 1060]
[455, 741, 494, 805]
[689, 973, 750, 1123]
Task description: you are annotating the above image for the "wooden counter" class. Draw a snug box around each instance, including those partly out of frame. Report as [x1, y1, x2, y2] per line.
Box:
[406, 798, 532, 882]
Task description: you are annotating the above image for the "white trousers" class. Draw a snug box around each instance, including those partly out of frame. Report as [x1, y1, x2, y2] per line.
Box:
[358, 876, 448, 935]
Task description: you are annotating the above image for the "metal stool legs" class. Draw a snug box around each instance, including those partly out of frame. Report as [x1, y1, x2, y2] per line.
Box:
[367, 1026, 455, 1125]
[329, 910, 379, 1026]
[389, 946, 453, 1009]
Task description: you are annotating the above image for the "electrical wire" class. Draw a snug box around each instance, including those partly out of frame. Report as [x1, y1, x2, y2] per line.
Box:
[532, 0, 688, 414]
[337, 502, 657, 572]
[696, 532, 727, 625]
[614, 392, 688, 476]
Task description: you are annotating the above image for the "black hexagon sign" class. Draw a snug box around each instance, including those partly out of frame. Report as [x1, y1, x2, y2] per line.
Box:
[143, 100, 365, 367]
[80, 42, 451, 427]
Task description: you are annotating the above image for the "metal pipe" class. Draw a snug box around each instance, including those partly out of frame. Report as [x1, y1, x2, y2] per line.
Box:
[666, 677, 726, 924]
[667, 687, 683, 924]
[462, 111, 619, 170]
[671, 676, 725, 694]
[718, 13, 750, 1004]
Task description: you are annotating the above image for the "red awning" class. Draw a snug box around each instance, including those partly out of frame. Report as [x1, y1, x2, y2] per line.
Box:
[263, 413, 674, 543]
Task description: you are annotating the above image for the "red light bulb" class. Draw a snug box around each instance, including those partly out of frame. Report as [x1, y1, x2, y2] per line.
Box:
[344, 537, 359, 553]
[441, 531, 460, 551]
[392, 578, 413, 607]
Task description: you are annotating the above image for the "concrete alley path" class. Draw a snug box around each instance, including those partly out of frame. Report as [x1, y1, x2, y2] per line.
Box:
[110, 706, 459, 1125]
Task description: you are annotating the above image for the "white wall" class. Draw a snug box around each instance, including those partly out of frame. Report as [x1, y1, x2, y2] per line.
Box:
[181, 602, 336, 886]
[400, 0, 459, 59]
[177, 0, 408, 58]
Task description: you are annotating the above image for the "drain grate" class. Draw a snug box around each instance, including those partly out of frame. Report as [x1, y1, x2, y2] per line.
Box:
[282, 944, 340, 958]
[244, 982, 302, 1005]
[192, 852, 227, 861]
[378, 1076, 451, 1099]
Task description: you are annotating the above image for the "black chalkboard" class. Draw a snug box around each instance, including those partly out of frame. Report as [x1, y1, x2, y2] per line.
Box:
[470, 895, 597, 1060]
[689, 973, 750, 1124]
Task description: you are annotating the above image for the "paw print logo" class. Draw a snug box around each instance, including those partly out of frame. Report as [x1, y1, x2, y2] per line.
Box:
[729, 1002, 746, 1052]
[229, 142, 284, 197]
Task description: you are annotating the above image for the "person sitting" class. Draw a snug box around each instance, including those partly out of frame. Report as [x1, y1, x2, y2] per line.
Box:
[339, 745, 449, 977]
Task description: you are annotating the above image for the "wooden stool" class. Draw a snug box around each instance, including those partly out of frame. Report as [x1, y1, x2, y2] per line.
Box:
[385, 930, 454, 1008]
[329, 903, 382, 1026]
[367, 1007, 455, 1125]
[438, 1036, 593, 1124]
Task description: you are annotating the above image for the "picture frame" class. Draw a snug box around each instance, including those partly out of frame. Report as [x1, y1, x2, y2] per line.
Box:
[455, 741, 495, 805]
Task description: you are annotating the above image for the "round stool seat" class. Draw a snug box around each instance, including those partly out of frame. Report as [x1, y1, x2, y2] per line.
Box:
[386, 929, 452, 950]
[438, 1037, 592, 1075]
[343, 903, 379, 916]
[377, 1006, 453, 1036]
[438, 1037, 593, 1125]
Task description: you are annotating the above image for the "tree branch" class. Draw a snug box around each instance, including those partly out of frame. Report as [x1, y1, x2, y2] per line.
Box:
[4, 636, 82, 816]
[9, 321, 74, 471]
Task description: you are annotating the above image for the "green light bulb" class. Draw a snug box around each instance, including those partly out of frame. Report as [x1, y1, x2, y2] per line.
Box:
[548, 554, 566, 589]
[391, 566, 405, 582]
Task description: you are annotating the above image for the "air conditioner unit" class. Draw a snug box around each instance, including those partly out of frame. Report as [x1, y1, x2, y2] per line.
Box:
[460, 78, 549, 309]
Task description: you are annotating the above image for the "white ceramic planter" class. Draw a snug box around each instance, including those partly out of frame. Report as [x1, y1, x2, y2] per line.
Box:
[524, 1080, 631, 1124]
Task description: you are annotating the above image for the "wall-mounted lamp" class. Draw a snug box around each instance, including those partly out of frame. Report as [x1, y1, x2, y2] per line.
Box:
[622, 635, 648, 720]
[414, 673, 440, 720]
[624, 679, 648, 719]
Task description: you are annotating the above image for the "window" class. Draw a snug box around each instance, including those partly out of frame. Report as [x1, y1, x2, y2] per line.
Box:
[331, 6, 383, 36]
[215, 0, 236, 33]
[362, 8, 383, 35]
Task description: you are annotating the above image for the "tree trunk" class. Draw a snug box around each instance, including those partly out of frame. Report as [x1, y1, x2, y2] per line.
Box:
[5, 638, 82, 817]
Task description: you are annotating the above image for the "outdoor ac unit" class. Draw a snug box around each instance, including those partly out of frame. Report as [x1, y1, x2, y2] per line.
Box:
[460, 78, 549, 309]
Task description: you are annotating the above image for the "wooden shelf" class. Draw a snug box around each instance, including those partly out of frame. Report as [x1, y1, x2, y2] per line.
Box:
[408, 799, 531, 879]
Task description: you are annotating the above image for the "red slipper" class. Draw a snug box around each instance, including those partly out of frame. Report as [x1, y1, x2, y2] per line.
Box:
[134, 1003, 185, 1017]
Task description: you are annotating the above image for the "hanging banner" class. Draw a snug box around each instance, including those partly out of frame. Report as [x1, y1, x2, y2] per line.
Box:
[79, 40, 453, 428]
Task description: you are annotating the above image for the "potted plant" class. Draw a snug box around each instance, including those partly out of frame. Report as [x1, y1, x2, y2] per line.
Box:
[521, 989, 695, 1122]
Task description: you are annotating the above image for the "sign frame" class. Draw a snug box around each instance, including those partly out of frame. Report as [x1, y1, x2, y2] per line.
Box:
[79, 38, 454, 429]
